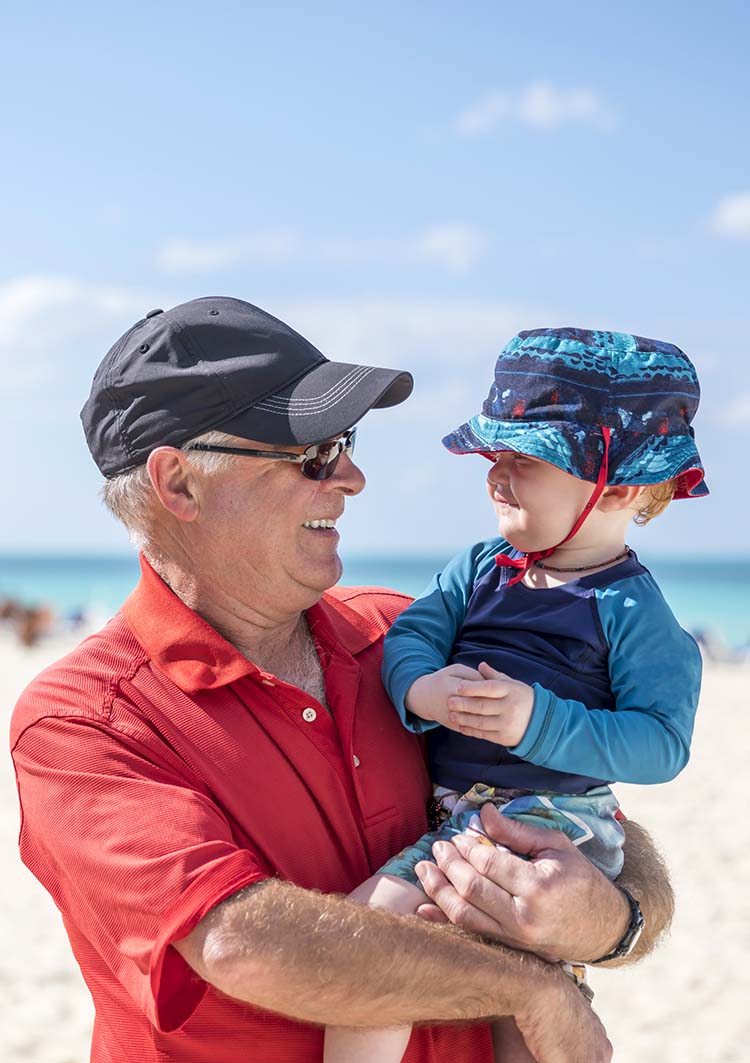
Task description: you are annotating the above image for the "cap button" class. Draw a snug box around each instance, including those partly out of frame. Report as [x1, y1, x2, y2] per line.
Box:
[145, 308, 164, 319]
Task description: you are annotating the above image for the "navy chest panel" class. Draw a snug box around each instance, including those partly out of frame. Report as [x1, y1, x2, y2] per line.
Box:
[428, 562, 615, 794]
[453, 563, 614, 705]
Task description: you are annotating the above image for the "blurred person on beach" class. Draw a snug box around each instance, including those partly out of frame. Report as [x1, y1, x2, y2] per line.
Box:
[324, 328, 706, 1063]
[0, 597, 54, 647]
[10, 300, 676, 1063]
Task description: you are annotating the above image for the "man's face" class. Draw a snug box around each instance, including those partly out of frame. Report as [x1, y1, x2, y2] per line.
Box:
[187, 434, 366, 614]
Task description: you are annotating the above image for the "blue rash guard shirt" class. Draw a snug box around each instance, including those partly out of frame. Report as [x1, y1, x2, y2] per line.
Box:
[382, 539, 701, 795]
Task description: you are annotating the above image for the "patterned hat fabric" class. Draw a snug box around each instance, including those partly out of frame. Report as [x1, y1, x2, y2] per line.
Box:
[442, 327, 707, 499]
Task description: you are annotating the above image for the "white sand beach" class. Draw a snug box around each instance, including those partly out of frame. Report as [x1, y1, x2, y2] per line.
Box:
[2, 630, 748, 1063]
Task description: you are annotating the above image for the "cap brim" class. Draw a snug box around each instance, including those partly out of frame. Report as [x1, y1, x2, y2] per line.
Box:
[218, 359, 413, 445]
[443, 414, 709, 497]
[443, 415, 591, 479]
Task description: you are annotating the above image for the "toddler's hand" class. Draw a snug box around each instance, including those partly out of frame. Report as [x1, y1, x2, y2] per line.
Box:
[446, 661, 534, 746]
[404, 665, 483, 725]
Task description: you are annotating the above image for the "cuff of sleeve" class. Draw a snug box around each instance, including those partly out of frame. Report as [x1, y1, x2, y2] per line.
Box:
[399, 708, 440, 734]
[507, 683, 556, 761]
[149, 850, 270, 1033]
[389, 670, 441, 734]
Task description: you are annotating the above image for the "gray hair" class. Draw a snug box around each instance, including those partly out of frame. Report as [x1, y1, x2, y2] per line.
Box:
[100, 429, 239, 549]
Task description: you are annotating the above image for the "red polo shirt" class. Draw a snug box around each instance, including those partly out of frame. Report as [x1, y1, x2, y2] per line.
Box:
[11, 557, 491, 1063]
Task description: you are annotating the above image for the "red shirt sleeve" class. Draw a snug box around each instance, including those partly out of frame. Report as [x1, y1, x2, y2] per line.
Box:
[12, 715, 271, 1032]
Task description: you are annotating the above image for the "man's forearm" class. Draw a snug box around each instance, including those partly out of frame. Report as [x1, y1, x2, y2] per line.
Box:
[609, 819, 674, 966]
[176, 878, 568, 1027]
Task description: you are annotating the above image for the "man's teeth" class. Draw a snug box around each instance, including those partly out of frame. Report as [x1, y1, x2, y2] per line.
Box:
[302, 519, 337, 529]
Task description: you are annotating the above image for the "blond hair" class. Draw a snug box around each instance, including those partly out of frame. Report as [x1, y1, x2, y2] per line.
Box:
[633, 479, 677, 525]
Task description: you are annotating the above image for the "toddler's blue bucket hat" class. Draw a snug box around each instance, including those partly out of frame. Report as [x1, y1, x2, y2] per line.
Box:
[442, 327, 707, 499]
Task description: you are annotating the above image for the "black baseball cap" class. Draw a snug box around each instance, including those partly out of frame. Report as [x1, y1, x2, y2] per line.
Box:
[81, 296, 413, 478]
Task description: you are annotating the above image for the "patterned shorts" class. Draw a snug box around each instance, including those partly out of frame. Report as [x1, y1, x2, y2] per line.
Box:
[378, 782, 625, 884]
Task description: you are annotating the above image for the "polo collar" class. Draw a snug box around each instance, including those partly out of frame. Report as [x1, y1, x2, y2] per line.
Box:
[122, 555, 382, 694]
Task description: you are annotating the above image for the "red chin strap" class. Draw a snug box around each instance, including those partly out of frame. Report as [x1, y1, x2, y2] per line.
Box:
[495, 427, 612, 587]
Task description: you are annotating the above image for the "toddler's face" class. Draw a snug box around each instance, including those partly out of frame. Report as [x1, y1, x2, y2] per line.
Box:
[486, 452, 594, 552]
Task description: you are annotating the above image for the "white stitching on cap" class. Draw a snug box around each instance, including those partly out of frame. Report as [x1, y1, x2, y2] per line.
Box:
[254, 366, 376, 414]
[256, 372, 375, 416]
[254, 366, 372, 410]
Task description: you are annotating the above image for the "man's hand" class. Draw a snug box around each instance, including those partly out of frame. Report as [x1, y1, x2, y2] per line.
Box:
[516, 980, 613, 1063]
[404, 664, 483, 725]
[414, 803, 630, 964]
[446, 661, 535, 747]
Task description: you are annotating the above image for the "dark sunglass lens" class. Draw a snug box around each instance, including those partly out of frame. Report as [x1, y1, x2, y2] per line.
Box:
[300, 435, 354, 481]
[301, 452, 340, 480]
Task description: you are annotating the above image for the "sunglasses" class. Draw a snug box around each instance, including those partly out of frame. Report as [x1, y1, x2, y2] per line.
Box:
[185, 428, 357, 481]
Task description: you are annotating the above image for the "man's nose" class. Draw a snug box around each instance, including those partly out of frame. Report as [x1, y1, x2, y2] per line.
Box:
[328, 453, 366, 495]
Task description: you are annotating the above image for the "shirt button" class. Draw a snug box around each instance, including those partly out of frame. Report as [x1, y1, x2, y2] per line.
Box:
[353, 754, 361, 768]
[302, 707, 317, 723]
[261, 679, 275, 686]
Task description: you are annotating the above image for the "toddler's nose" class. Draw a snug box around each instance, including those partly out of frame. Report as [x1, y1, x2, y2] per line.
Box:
[488, 453, 512, 480]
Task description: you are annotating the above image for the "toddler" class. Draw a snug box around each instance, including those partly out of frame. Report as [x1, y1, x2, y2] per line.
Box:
[324, 327, 705, 1062]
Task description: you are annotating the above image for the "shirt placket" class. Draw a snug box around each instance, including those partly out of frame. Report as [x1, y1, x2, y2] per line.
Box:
[251, 668, 363, 821]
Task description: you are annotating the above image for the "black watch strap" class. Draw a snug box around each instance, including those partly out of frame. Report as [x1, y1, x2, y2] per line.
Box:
[590, 886, 645, 964]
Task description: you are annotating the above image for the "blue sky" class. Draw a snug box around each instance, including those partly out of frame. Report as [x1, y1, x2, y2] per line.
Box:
[2, 1, 748, 557]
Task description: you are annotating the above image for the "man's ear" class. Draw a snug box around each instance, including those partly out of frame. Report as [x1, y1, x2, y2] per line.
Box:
[597, 484, 644, 513]
[146, 448, 201, 522]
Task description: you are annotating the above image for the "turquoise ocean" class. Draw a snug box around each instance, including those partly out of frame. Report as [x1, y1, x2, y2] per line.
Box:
[1, 552, 748, 651]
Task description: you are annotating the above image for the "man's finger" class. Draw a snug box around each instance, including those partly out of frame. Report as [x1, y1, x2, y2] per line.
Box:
[430, 838, 521, 914]
[450, 831, 532, 896]
[414, 858, 514, 941]
[479, 802, 572, 857]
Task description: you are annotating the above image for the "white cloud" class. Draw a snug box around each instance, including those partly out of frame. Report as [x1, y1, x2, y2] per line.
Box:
[0, 280, 545, 401]
[0, 276, 82, 347]
[277, 297, 537, 373]
[457, 91, 511, 137]
[157, 230, 301, 271]
[0, 275, 147, 396]
[710, 192, 750, 239]
[457, 82, 614, 137]
[726, 394, 750, 425]
[410, 224, 485, 272]
[0, 276, 143, 348]
[156, 224, 486, 275]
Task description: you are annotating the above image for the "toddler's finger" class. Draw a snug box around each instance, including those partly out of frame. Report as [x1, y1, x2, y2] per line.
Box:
[455, 679, 509, 699]
[446, 664, 484, 681]
[449, 696, 504, 716]
[449, 708, 500, 729]
[477, 661, 511, 680]
[457, 724, 505, 742]
[414, 902, 450, 924]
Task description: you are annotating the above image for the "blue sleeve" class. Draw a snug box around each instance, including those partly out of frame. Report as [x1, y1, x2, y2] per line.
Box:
[511, 572, 701, 784]
[382, 539, 503, 734]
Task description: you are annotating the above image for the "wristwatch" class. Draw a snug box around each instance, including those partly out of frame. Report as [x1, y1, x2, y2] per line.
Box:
[590, 886, 645, 964]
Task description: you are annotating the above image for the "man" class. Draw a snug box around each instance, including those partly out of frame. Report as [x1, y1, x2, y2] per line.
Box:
[11, 297, 671, 1063]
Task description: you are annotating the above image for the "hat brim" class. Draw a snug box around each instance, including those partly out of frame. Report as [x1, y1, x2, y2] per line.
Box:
[218, 360, 413, 445]
[443, 414, 708, 498]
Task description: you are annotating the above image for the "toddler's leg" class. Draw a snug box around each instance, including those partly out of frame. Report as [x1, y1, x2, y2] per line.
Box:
[323, 874, 426, 1063]
[491, 1017, 535, 1062]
